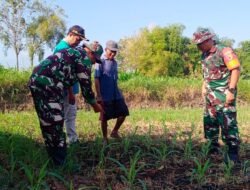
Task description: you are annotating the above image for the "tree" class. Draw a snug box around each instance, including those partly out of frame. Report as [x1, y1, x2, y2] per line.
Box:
[218, 37, 235, 47]
[119, 24, 190, 77]
[0, 0, 29, 71]
[26, 1, 66, 67]
[236, 40, 250, 78]
[0, 0, 66, 70]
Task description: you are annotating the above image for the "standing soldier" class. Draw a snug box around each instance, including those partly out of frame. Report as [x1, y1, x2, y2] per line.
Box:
[28, 47, 103, 165]
[192, 27, 241, 164]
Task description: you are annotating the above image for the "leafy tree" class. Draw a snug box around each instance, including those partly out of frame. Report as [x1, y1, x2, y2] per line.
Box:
[236, 40, 250, 78]
[26, 1, 66, 67]
[119, 24, 192, 77]
[184, 41, 201, 76]
[218, 37, 235, 47]
[0, 0, 66, 70]
[118, 28, 153, 73]
[0, 0, 29, 71]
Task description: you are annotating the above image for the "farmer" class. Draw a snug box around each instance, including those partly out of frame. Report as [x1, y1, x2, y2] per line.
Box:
[192, 27, 241, 164]
[94, 40, 129, 145]
[28, 46, 103, 166]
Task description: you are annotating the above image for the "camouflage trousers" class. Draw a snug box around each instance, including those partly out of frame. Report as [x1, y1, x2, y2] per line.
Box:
[204, 103, 240, 148]
[29, 84, 67, 165]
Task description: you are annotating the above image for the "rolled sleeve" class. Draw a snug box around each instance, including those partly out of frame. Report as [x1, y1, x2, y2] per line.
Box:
[76, 53, 96, 104]
[94, 63, 101, 78]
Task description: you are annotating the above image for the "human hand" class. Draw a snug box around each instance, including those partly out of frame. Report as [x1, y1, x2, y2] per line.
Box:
[91, 102, 104, 113]
[96, 96, 103, 104]
[225, 90, 235, 106]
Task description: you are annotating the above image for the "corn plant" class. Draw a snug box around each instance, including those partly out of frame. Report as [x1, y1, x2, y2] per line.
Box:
[47, 171, 68, 188]
[122, 136, 132, 154]
[108, 150, 144, 188]
[191, 158, 212, 186]
[184, 131, 193, 159]
[242, 160, 250, 176]
[150, 142, 169, 163]
[223, 156, 235, 181]
[97, 144, 107, 169]
[200, 141, 211, 158]
[9, 139, 17, 186]
[19, 160, 49, 190]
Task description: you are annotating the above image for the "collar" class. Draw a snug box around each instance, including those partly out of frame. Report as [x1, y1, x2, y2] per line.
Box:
[203, 45, 217, 56]
[209, 45, 217, 53]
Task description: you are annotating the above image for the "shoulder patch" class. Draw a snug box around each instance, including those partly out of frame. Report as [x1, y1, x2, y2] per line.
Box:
[221, 47, 240, 70]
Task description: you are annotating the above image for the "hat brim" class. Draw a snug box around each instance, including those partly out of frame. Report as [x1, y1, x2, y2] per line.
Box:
[107, 47, 118, 52]
[195, 34, 215, 44]
[71, 31, 89, 41]
[83, 43, 94, 51]
[94, 53, 102, 64]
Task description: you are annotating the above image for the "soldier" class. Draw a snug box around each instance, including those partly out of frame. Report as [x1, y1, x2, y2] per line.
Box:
[192, 27, 241, 164]
[28, 47, 103, 165]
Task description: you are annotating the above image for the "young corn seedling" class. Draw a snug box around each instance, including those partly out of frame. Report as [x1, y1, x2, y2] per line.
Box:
[184, 131, 193, 159]
[150, 142, 169, 164]
[97, 144, 107, 169]
[9, 141, 16, 187]
[19, 159, 49, 190]
[200, 141, 211, 159]
[243, 160, 250, 176]
[223, 155, 234, 181]
[108, 150, 144, 188]
[122, 136, 132, 154]
[191, 158, 212, 186]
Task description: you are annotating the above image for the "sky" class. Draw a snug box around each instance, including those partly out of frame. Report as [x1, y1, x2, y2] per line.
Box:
[1, 0, 250, 69]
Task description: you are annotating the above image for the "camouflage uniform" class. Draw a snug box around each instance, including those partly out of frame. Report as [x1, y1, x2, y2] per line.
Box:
[202, 44, 240, 149]
[28, 47, 96, 165]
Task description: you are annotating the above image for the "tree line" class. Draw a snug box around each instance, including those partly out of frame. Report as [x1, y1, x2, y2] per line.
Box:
[117, 24, 250, 78]
[1, 0, 250, 78]
[0, 0, 66, 70]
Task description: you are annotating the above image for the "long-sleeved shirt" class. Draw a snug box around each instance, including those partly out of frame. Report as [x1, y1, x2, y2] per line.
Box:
[28, 47, 96, 105]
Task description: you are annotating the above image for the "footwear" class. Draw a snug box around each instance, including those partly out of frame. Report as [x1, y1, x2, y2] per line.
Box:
[208, 142, 220, 155]
[224, 147, 240, 165]
[110, 132, 121, 139]
[47, 146, 67, 166]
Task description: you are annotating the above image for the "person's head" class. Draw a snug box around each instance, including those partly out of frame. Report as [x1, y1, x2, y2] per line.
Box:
[105, 40, 118, 60]
[192, 27, 215, 53]
[82, 42, 103, 64]
[66, 25, 89, 47]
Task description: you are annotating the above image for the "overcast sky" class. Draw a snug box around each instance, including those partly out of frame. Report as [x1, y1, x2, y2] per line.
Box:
[1, 0, 249, 69]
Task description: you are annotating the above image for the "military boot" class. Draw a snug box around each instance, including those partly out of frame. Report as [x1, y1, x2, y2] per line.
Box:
[46, 146, 67, 166]
[208, 141, 220, 155]
[224, 146, 240, 165]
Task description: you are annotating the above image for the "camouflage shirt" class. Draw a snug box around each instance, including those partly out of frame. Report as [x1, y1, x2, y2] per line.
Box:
[202, 44, 240, 92]
[28, 47, 96, 104]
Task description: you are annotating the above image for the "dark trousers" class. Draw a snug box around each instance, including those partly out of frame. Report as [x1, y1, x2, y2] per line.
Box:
[29, 85, 67, 165]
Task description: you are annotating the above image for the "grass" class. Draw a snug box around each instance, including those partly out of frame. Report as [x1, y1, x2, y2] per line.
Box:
[0, 106, 249, 189]
[1, 69, 250, 111]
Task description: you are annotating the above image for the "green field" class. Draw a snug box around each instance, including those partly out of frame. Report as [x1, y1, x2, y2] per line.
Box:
[0, 107, 249, 189]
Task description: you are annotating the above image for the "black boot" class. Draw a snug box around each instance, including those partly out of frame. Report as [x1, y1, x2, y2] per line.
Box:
[224, 146, 240, 164]
[46, 146, 67, 166]
[208, 141, 220, 155]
